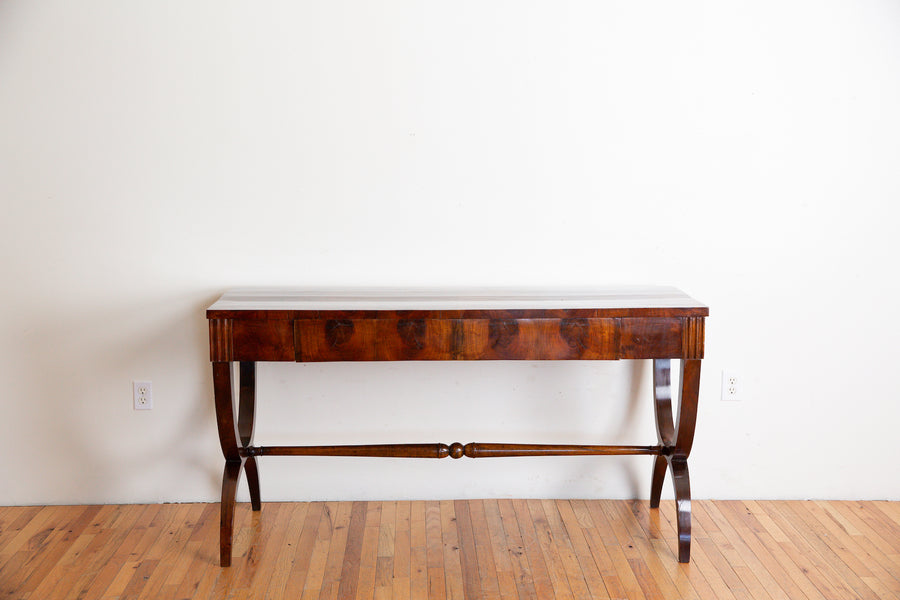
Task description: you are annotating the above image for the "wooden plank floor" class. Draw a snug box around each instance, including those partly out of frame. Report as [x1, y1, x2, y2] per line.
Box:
[1, 500, 898, 599]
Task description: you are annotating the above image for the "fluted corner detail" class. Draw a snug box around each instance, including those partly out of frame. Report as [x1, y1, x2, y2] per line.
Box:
[681, 317, 704, 359]
[210, 319, 233, 362]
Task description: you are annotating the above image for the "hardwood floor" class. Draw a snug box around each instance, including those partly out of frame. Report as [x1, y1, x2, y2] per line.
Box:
[1, 500, 898, 599]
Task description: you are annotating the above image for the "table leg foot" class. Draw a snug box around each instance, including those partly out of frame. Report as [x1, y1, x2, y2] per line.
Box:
[220, 459, 243, 567]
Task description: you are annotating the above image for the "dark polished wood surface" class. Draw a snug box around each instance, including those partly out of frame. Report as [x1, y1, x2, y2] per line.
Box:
[207, 286, 707, 566]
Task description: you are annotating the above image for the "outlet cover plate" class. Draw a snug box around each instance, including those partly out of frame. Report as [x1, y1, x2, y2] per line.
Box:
[133, 380, 153, 410]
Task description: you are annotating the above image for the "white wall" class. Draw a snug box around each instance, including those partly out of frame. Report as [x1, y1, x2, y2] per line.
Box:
[1, 0, 899, 505]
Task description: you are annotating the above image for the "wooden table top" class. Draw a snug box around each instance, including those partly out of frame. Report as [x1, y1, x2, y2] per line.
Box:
[207, 286, 708, 318]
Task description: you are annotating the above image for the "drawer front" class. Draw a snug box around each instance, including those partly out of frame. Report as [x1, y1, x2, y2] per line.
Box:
[480, 318, 618, 360]
[295, 319, 378, 361]
[294, 318, 620, 361]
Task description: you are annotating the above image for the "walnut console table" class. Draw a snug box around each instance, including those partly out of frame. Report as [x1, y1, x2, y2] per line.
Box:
[207, 286, 707, 566]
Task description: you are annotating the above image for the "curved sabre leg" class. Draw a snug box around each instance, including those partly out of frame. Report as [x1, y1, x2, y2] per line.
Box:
[651, 358, 700, 562]
[220, 460, 243, 567]
[670, 457, 691, 563]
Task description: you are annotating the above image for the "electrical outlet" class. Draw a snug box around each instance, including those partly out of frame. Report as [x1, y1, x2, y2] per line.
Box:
[133, 381, 153, 410]
[721, 370, 739, 402]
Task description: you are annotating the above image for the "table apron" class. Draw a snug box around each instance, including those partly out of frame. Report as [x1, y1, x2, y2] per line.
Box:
[211, 316, 705, 362]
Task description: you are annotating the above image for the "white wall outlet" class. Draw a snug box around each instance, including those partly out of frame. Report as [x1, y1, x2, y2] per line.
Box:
[133, 381, 153, 410]
[721, 370, 740, 402]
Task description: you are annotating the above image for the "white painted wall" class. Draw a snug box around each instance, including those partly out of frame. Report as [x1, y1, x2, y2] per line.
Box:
[1, 0, 898, 505]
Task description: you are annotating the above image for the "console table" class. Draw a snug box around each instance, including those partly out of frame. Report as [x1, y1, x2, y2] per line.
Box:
[207, 286, 707, 566]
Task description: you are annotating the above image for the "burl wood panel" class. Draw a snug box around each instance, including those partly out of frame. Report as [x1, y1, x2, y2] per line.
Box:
[292, 318, 624, 361]
[294, 319, 378, 361]
[228, 316, 706, 362]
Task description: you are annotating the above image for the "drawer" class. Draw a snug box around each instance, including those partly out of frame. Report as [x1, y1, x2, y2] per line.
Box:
[480, 318, 618, 360]
[295, 319, 378, 361]
[294, 318, 619, 361]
